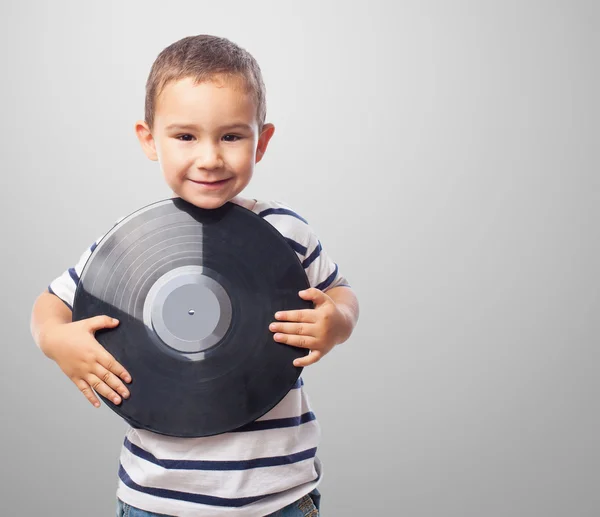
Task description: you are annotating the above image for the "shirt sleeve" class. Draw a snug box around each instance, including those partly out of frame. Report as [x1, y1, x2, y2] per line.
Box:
[47, 236, 104, 311]
[255, 201, 350, 292]
[300, 221, 350, 291]
[47, 215, 129, 309]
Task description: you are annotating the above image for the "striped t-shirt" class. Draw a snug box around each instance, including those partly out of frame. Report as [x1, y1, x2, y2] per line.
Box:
[48, 196, 348, 517]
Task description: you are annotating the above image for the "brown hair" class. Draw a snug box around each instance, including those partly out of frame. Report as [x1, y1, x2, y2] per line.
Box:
[144, 35, 267, 130]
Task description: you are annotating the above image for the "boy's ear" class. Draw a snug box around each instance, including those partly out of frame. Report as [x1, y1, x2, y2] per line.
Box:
[135, 120, 158, 161]
[255, 123, 275, 164]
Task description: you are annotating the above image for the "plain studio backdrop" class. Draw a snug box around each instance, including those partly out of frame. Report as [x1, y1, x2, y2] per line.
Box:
[1, 1, 598, 515]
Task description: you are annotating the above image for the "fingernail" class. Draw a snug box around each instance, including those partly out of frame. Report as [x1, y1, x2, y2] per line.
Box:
[113, 397, 120, 404]
[94, 402, 100, 407]
[113, 318, 119, 324]
[269, 324, 276, 330]
[125, 376, 131, 383]
[275, 312, 281, 318]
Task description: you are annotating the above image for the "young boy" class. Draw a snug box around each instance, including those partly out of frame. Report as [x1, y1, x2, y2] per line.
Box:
[30, 35, 359, 517]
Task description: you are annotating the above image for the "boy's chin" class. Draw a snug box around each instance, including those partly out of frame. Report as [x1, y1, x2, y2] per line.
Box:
[173, 193, 232, 210]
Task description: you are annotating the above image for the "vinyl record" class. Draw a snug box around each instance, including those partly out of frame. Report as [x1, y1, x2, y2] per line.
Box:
[72, 197, 311, 437]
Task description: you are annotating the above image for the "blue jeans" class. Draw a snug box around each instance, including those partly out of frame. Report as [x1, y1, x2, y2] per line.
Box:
[116, 489, 321, 516]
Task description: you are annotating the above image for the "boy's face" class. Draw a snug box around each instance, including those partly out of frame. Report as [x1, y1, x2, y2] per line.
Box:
[136, 75, 274, 209]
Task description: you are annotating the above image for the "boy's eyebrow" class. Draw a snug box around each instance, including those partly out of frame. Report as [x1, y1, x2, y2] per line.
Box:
[165, 123, 254, 131]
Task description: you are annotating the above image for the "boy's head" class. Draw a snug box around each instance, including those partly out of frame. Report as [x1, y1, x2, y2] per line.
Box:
[136, 35, 275, 209]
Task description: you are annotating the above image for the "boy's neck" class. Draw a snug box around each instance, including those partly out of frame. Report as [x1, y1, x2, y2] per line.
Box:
[170, 192, 257, 211]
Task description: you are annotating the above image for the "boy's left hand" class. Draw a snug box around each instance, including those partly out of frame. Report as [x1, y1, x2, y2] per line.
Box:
[270, 288, 347, 367]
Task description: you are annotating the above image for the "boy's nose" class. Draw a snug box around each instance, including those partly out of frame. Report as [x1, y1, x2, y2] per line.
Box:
[194, 145, 224, 170]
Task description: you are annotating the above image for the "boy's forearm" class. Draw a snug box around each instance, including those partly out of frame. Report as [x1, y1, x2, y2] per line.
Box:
[327, 286, 359, 344]
[30, 291, 72, 352]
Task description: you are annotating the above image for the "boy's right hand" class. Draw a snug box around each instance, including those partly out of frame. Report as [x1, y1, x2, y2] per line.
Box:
[40, 316, 131, 408]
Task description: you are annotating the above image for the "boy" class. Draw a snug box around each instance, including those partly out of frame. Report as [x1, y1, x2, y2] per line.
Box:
[30, 35, 359, 517]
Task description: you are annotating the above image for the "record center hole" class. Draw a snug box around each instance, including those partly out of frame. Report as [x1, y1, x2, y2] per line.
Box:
[188, 309, 195, 315]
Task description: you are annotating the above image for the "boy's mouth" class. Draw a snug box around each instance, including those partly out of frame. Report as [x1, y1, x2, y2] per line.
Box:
[189, 178, 232, 189]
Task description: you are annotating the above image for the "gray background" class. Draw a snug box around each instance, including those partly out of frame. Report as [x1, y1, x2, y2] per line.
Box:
[1, 0, 598, 515]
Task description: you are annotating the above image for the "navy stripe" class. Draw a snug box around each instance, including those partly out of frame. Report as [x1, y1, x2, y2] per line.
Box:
[291, 377, 304, 389]
[124, 438, 316, 471]
[285, 238, 308, 256]
[232, 412, 316, 433]
[68, 267, 80, 285]
[90, 242, 97, 253]
[302, 242, 322, 269]
[118, 464, 265, 507]
[47, 285, 73, 311]
[258, 208, 308, 224]
[317, 264, 339, 291]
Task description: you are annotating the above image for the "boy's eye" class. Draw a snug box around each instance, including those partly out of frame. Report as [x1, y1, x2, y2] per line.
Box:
[176, 134, 195, 141]
[223, 134, 242, 142]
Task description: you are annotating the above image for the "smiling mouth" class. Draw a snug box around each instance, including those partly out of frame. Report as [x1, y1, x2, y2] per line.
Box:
[189, 178, 231, 185]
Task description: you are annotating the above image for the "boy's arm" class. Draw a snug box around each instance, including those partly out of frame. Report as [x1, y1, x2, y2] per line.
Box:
[31, 291, 73, 354]
[322, 285, 359, 344]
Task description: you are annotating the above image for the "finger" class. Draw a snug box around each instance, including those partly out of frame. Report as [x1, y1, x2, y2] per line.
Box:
[293, 350, 322, 367]
[97, 350, 131, 384]
[274, 309, 316, 323]
[74, 378, 101, 408]
[269, 322, 316, 337]
[94, 364, 130, 400]
[86, 315, 120, 333]
[298, 288, 330, 305]
[273, 333, 317, 349]
[86, 374, 123, 405]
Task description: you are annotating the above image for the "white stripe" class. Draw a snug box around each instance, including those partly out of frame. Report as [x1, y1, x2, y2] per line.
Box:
[126, 416, 321, 463]
[49, 271, 77, 307]
[256, 386, 310, 421]
[304, 251, 337, 289]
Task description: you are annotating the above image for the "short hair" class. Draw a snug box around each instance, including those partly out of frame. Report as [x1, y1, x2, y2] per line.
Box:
[144, 35, 267, 130]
